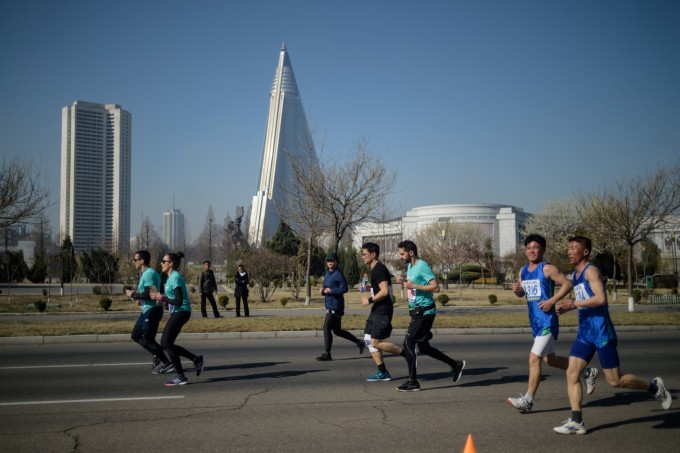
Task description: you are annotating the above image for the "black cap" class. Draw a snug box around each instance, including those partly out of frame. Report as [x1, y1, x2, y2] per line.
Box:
[326, 252, 339, 261]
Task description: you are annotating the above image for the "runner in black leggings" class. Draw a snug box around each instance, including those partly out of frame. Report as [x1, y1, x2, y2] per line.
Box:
[153, 251, 205, 386]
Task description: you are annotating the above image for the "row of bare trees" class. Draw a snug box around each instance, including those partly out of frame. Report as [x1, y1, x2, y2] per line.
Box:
[278, 137, 396, 304]
[518, 161, 680, 310]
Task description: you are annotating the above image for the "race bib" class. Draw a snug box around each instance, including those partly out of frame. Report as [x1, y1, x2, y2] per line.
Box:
[522, 279, 541, 300]
[407, 288, 416, 302]
[573, 283, 588, 301]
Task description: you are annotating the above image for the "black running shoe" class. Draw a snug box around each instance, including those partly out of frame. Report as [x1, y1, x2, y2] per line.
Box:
[452, 360, 466, 383]
[194, 355, 205, 377]
[152, 356, 161, 370]
[316, 353, 332, 361]
[397, 380, 421, 392]
[357, 341, 366, 355]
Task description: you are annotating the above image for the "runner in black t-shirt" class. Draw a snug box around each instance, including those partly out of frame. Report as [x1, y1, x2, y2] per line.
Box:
[360, 242, 403, 382]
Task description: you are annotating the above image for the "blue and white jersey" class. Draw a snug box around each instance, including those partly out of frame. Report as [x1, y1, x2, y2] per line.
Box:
[572, 264, 617, 347]
[521, 262, 559, 338]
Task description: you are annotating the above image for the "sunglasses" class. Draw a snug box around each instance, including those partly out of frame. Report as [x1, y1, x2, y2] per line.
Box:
[161, 260, 171, 264]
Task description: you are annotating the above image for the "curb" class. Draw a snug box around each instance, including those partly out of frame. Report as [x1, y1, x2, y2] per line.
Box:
[0, 325, 677, 345]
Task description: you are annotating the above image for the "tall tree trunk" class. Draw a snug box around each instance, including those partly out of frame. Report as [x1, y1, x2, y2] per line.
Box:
[305, 235, 312, 306]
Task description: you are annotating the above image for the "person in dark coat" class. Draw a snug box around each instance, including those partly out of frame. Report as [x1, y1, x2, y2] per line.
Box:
[316, 253, 365, 361]
[234, 264, 250, 317]
[199, 260, 221, 318]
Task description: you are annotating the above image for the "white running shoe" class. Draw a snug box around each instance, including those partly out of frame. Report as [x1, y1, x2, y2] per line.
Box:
[585, 367, 599, 395]
[553, 418, 586, 435]
[506, 394, 533, 413]
[653, 377, 672, 410]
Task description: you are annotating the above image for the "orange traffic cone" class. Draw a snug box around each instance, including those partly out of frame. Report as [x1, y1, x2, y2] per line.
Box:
[462, 433, 476, 453]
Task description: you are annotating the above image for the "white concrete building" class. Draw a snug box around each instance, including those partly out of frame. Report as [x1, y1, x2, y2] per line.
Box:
[60, 101, 131, 253]
[353, 204, 529, 258]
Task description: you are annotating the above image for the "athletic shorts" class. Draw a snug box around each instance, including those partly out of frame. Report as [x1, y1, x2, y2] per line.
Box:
[364, 312, 392, 340]
[570, 339, 620, 369]
[530, 333, 556, 357]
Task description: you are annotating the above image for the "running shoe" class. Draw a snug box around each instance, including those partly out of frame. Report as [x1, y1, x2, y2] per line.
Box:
[653, 377, 672, 410]
[366, 371, 392, 382]
[316, 353, 332, 361]
[584, 367, 599, 395]
[397, 380, 421, 392]
[151, 362, 165, 375]
[553, 418, 586, 435]
[164, 375, 188, 386]
[152, 356, 161, 370]
[452, 360, 466, 383]
[506, 394, 533, 413]
[194, 355, 205, 377]
[357, 341, 366, 355]
[158, 363, 175, 374]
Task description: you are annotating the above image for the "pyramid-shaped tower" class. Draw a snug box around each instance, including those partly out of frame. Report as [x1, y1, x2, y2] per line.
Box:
[248, 43, 318, 247]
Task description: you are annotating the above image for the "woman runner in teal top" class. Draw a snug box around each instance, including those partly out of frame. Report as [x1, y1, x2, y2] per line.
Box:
[153, 252, 205, 386]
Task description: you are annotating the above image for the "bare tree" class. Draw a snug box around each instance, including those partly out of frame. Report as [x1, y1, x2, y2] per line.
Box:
[577, 161, 680, 311]
[320, 138, 397, 253]
[1, 156, 50, 289]
[278, 141, 326, 305]
[414, 221, 488, 301]
[196, 206, 217, 263]
[521, 198, 586, 272]
[242, 248, 291, 302]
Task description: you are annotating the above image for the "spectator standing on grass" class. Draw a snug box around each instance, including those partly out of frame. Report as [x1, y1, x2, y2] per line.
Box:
[199, 260, 221, 318]
[234, 265, 250, 317]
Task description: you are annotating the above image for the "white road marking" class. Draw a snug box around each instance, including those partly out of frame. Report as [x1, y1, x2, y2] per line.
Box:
[0, 396, 184, 407]
[0, 362, 152, 369]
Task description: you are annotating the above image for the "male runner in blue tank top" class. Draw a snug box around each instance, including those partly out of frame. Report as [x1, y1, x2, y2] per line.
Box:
[553, 236, 672, 435]
[507, 234, 598, 413]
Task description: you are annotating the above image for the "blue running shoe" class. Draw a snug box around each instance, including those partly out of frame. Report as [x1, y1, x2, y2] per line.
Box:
[366, 371, 392, 382]
[164, 375, 188, 387]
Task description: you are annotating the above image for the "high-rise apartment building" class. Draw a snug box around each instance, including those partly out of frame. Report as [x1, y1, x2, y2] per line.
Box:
[163, 208, 185, 250]
[248, 43, 319, 247]
[60, 101, 131, 253]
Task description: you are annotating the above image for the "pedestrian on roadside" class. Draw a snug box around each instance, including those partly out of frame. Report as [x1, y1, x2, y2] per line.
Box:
[395, 240, 466, 392]
[553, 236, 672, 435]
[360, 242, 402, 382]
[316, 252, 365, 361]
[199, 260, 221, 318]
[507, 234, 598, 413]
[153, 252, 205, 386]
[234, 265, 250, 317]
[125, 250, 173, 374]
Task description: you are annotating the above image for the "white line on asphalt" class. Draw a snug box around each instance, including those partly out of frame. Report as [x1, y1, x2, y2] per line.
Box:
[0, 362, 151, 370]
[0, 396, 185, 407]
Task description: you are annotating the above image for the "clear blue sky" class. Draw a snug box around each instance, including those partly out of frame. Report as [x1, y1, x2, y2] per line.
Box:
[1, 0, 678, 242]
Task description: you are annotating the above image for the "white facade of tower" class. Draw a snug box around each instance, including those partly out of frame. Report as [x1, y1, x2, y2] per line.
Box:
[60, 101, 131, 253]
[248, 44, 318, 247]
[163, 208, 185, 250]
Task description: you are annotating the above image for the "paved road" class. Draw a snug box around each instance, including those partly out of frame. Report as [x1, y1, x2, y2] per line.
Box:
[0, 331, 678, 452]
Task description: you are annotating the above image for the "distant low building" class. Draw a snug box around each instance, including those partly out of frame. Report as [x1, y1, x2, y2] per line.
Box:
[353, 204, 529, 259]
